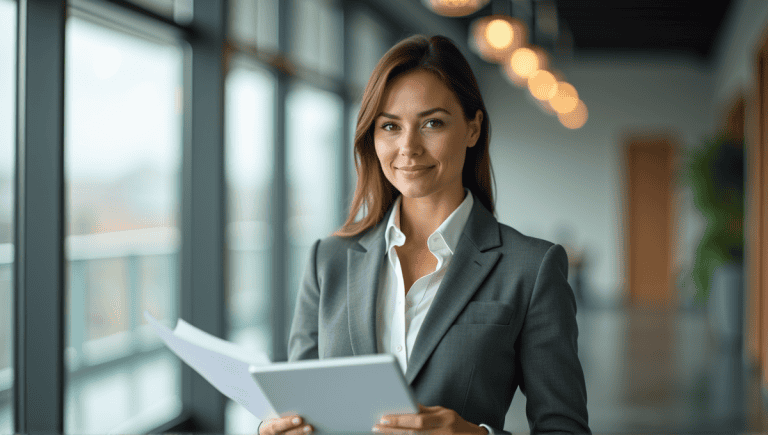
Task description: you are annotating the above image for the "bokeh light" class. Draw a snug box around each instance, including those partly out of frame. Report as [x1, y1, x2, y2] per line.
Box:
[471, 15, 525, 63]
[510, 47, 538, 78]
[527, 69, 557, 100]
[549, 81, 579, 114]
[423, 0, 490, 17]
[557, 99, 588, 129]
[485, 19, 514, 50]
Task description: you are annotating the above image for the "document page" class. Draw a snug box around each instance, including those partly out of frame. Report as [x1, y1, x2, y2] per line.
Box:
[144, 311, 277, 420]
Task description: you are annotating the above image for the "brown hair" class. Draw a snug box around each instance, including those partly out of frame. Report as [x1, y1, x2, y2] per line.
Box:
[333, 34, 495, 237]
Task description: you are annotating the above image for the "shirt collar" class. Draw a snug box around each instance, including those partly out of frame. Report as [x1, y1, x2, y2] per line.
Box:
[384, 189, 474, 256]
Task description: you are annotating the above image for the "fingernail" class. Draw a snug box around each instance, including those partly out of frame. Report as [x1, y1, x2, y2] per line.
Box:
[372, 428, 380, 432]
[293, 418, 301, 425]
[380, 419, 390, 425]
[303, 425, 311, 433]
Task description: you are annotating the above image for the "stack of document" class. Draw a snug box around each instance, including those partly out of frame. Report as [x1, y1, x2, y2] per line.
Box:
[145, 311, 419, 433]
[144, 311, 276, 420]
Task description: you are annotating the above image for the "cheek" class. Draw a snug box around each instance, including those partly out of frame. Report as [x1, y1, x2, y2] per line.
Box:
[374, 141, 393, 166]
[373, 144, 391, 176]
[437, 140, 467, 170]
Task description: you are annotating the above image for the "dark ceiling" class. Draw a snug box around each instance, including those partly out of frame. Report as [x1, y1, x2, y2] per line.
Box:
[554, 0, 734, 59]
[450, 0, 736, 61]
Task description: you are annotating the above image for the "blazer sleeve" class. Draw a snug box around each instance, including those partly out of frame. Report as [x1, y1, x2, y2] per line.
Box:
[518, 243, 590, 434]
[287, 239, 322, 362]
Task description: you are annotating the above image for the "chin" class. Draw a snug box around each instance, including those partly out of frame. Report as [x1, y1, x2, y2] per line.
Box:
[394, 184, 436, 199]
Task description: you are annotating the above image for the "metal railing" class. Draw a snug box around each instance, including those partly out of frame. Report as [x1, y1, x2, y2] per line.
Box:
[1, 223, 272, 432]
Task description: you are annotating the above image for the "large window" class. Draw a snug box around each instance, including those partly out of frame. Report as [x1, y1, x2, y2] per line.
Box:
[347, 6, 390, 214]
[291, 0, 343, 78]
[0, 0, 15, 432]
[229, 0, 278, 52]
[8, 0, 408, 431]
[64, 16, 183, 434]
[224, 56, 276, 434]
[286, 83, 344, 330]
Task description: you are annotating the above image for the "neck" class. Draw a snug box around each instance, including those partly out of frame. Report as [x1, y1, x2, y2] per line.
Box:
[398, 188, 466, 244]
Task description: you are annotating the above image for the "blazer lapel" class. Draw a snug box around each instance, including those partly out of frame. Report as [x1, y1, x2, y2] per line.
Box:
[347, 207, 393, 356]
[404, 199, 502, 385]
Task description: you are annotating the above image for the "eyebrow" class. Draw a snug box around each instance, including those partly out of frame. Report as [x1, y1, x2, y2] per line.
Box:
[377, 107, 451, 119]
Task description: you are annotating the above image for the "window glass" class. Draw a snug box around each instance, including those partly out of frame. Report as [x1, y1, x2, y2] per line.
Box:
[291, 0, 342, 78]
[125, 0, 193, 25]
[64, 17, 183, 434]
[286, 83, 343, 335]
[349, 9, 388, 90]
[0, 0, 15, 432]
[229, 0, 278, 52]
[224, 56, 275, 433]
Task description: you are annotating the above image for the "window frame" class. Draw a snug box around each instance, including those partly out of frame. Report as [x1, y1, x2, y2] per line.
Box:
[12, 0, 463, 432]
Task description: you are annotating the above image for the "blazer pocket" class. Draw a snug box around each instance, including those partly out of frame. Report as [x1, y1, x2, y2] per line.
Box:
[453, 301, 513, 325]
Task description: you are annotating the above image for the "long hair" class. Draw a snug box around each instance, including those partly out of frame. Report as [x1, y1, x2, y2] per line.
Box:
[333, 34, 495, 237]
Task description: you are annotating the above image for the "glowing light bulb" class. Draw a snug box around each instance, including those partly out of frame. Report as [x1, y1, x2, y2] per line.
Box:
[527, 70, 557, 100]
[485, 19, 514, 50]
[549, 81, 579, 114]
[425, 0, 490, 17]
[436, 0, 471, 6]
[558, 100, 588, 129]
[510, 48, 538, 78]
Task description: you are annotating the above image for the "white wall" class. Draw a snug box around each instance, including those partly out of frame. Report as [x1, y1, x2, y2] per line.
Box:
[474, 0, 768, 307]
[475, 52, 713, 307]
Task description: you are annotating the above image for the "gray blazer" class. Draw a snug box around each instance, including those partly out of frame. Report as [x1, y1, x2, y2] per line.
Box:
[288, 198, 590, 434]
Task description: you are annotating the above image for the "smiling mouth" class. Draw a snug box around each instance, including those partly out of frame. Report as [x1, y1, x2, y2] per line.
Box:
[397, 165, 434, 171]
[397, 166, 434, 178]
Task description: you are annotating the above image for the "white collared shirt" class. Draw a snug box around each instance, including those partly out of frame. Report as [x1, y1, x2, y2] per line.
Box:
[375, 188, 474, 371]
[374, 190, 495, 435]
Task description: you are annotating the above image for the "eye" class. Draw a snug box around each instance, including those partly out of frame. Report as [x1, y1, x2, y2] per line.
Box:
[425, 119, 444, 128]
[380, 122, 398, 131]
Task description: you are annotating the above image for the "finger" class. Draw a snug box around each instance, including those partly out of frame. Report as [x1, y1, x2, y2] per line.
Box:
[378, 413, 433, 430]
[283, 423, 313, 435]
[372, 426, 424, 435]
[269, 415, 306, 435]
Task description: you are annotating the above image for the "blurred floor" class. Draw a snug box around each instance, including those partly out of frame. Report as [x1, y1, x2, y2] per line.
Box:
[503, 306, 768, 434]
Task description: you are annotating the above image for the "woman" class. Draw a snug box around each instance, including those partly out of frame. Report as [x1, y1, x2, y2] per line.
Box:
[259, 35, 590, 435]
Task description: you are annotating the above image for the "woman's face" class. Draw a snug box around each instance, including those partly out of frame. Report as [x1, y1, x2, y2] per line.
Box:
[373, 69, 482, 204]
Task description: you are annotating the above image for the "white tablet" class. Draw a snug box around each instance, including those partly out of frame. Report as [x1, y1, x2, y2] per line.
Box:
[249, 353, 419, 433]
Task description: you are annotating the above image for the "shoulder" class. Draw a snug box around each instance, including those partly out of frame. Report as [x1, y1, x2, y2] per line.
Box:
[494, 221, 568, 272]
[308, 229, 374, 271]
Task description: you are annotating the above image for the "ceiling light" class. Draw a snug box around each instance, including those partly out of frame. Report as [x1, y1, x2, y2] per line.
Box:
[470, 15, 526, 63]
[548, 81, 579, 114]
[422, 0, 490, 17]
[557, 100, 588, 129]
[527, 70, 558, 100]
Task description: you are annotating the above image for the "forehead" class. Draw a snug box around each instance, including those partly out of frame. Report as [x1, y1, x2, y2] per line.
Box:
[378, 69, 459, 114]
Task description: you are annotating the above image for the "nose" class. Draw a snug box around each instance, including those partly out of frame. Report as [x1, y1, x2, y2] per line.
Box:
[398, 127, 423, 157]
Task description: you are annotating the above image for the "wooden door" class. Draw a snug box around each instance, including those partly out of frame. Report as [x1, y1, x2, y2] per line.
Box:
[626, 136, 677, 307]
[753, 35, 768, 390]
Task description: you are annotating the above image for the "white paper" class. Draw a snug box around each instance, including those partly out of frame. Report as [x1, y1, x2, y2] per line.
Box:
[144, 311, 277, 420]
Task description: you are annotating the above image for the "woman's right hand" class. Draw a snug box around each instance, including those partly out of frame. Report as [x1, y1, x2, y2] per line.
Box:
[259, 415, 313, 435]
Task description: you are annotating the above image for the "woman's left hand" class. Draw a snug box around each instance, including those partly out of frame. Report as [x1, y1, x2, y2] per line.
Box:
[372, 404, 488, 435]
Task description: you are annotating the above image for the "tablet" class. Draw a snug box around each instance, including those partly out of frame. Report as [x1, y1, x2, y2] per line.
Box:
[249, 353, 419, 433]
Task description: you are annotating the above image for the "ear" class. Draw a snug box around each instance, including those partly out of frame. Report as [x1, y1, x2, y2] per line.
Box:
[467, 109, 483, 148]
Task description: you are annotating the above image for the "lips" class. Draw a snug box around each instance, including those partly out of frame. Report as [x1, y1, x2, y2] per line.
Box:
[397, 165, 433, 171]
[396, 165, 434, 179]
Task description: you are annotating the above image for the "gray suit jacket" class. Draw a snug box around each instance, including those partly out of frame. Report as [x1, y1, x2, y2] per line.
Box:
[288, 198, 590, 434]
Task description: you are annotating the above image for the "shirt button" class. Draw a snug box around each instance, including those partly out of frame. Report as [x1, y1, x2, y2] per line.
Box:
[396, 345, 403, 352]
